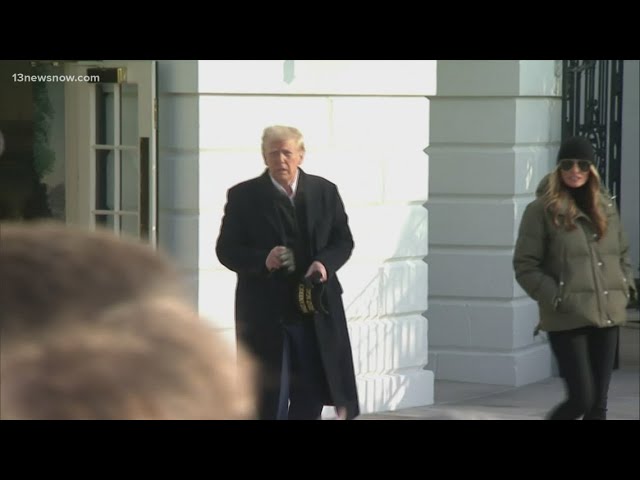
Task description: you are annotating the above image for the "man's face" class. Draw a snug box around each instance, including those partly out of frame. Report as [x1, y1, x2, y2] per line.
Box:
[263, 139, 304, 187]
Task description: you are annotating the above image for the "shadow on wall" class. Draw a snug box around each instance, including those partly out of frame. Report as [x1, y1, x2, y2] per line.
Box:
[341, 181, 429, 413]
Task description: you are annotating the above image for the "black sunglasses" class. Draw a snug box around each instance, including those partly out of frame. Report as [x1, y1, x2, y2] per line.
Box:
[559, 159, 591, 172]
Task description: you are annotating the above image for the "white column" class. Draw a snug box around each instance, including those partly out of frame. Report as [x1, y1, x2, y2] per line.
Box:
[426, 60, 561, 386]
[156, 61, 201, 309]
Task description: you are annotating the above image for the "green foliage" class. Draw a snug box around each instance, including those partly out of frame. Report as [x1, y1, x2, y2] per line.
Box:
[32, 64, 56, 178]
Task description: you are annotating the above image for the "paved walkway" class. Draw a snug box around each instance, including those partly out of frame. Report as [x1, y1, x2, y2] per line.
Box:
[359, 309, 639, 420]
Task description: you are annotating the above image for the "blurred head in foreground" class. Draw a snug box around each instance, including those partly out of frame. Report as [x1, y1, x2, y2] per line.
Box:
[0, 222, 255, 419]
[1, 222, 182, 333]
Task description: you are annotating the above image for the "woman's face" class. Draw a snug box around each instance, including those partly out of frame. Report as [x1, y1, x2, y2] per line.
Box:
[559, 159, 590, 189]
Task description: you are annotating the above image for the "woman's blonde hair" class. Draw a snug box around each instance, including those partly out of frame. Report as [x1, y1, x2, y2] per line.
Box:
[542, 164, 608, 239]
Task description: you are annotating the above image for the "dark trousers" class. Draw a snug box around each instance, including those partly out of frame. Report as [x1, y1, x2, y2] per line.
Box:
[276, 321, 330, 420]
[547, 325, 618, 420]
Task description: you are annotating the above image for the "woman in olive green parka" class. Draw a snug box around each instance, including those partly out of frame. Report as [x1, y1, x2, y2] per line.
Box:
[514, 136, 637, 420]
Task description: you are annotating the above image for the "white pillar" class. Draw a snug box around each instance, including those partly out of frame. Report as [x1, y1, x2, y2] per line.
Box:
[156, 60, 201, 309]
[426, 60, 561, 386]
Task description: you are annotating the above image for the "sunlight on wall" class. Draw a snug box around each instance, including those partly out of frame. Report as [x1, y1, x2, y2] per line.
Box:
[525, 159, 534, 191]
[197, 60, 436, 412]
[198, 60, 436, 96]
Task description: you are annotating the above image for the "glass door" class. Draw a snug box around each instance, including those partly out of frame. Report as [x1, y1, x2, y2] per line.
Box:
[65, 61, 157, 246]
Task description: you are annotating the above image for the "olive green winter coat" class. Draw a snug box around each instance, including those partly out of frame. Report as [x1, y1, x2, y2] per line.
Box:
[513, 175, 637, 333]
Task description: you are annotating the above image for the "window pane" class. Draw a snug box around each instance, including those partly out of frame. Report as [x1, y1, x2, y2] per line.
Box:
[120, 214, 139, 238]
[95, 84, 115, 145]
[120, 83, 138, 147]
[95, 149, 114, 210]
[95, 214, 115, 232]
[120, 149, 138, 211]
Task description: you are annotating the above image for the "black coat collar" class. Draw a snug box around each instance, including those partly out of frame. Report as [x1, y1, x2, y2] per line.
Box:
[258, 169, 317, 245]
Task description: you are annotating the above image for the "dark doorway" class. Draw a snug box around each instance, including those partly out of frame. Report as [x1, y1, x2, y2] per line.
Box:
[0, 60, 66, 221]
[561, 60, 624, 208]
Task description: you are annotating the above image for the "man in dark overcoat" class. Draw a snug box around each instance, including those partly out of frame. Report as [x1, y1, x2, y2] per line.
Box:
[216, 125, 359, 420]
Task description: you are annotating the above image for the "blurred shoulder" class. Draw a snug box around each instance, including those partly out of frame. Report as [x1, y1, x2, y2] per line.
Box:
[304, 172, 338, 191]
[526, 196, 546, 212]
[521, 197, 548, 225]
[227, 175, 264, 197]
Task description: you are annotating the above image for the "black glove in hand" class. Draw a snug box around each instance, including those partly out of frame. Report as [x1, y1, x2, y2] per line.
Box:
[279, 248, 295, 273]
[308, 270, 323, 285]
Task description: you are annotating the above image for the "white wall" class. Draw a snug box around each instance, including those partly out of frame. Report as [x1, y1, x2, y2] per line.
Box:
[196, 60, 436, 96]
[157, 61, 201, 309]
[427, 61, 558, 386]
[158, 60, 437, 414]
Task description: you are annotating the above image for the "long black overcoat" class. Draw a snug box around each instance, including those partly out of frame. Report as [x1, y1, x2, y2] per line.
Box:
[216, 169, 359, 419]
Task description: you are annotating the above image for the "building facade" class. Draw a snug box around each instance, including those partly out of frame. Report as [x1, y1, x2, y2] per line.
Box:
[1, 60, 637, 414]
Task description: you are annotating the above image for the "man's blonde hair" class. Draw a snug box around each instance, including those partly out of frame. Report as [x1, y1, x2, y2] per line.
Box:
[261, 125, 305, 155]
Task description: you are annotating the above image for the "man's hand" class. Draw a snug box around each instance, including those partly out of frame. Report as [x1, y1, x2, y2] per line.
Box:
[266, 246, 287, 271]
[266, 246, 295, 273]
[279, 248, 295, 273]
[305, 261, 327, 282]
